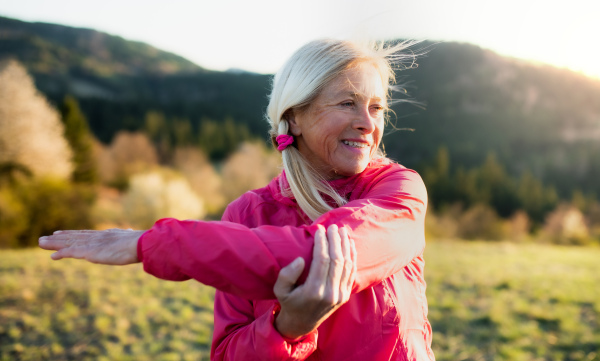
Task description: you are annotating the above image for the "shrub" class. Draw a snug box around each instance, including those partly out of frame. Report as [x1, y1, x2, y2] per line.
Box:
[425, 204, 461, 240]
[173, 147, 225, 216]
[3, 178, 94, 247]
[221, 142, 281, 204]
[541, 204, 591, 245]
[0, 187, 28, 248]
[457, 204, 506, 240]
[122, 169, 205, 229]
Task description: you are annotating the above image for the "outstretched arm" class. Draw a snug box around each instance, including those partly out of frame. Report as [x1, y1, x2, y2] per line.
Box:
[40, 164, 426, 300]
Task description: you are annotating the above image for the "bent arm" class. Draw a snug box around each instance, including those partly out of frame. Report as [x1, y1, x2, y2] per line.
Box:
[138, 165, 427, 299]
[211, 292, 317, 361]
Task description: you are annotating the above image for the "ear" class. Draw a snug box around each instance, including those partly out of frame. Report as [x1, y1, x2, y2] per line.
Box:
[285, 109, 302, 136]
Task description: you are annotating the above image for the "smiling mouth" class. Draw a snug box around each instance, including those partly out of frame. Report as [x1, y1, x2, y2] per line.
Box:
[342, 140, 368, 148]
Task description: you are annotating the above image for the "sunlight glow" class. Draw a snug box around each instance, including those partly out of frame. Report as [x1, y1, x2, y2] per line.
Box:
[0, 0, 599, 78]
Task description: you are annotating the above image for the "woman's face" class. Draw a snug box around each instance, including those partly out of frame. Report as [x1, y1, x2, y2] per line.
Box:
[288, 62, 386, 180]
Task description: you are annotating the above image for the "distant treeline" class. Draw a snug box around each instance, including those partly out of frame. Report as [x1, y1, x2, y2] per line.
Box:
[31, 44, 600, 203]
[1, 84, 598, 247]
[423, 147, 559, 225]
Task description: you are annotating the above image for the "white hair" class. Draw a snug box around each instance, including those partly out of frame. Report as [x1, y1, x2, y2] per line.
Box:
[266, 38, 420, 221]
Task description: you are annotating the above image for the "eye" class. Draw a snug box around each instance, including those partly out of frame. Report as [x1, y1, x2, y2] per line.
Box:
[370, 104, 385, 114]
[340, 101, 354, 107]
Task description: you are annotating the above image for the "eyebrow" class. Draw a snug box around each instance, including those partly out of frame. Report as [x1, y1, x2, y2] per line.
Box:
[336, 91, 384, 102]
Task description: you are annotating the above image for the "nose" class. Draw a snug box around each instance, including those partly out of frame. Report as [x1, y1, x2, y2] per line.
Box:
[352, 106, 377, 134]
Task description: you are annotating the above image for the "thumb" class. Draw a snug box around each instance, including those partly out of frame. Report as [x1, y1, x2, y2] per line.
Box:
[273, 257, 305, 299]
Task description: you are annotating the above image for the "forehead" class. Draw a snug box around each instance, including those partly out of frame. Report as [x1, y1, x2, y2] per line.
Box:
[322, 63, 387, 101]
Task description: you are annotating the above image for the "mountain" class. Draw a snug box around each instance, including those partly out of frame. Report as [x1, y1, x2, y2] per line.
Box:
[1, 15, 599, 197]
[0, 16, 201, 77]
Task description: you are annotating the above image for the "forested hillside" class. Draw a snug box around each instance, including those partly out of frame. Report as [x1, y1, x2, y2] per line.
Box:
[2, 15, 598, 198]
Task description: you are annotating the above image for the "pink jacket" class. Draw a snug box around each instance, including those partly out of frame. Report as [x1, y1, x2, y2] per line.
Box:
[138, 158, 435, 360]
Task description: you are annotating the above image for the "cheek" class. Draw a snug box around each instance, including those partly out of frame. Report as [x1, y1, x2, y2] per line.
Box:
[313, 123, 343, 145]
[305, 125, 340, 156]
[323, 133, 342, 154]
[374, 122, 384, 144]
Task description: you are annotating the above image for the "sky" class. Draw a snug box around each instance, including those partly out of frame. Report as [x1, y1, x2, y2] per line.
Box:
[1, 0, 600, 79]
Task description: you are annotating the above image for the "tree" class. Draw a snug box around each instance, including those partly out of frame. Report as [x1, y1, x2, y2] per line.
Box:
[198, 117, 253, 160]
[422, 146, 453, 208]
[60, 95, 98, 184]
[173, 147, 225, 215]
[172, 118, 193, 147]
[221, 142, 281, 204]
[0, 59, 72, 179]
[477, 153, 519, 218]
[97, 131, 159, 189]
[144, 110, 171, 162]
[517, 171, 558, 224]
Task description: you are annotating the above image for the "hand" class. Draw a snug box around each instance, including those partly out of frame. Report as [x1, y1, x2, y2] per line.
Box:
[273, 224, 357, 340]
[38, 228, 146, 265]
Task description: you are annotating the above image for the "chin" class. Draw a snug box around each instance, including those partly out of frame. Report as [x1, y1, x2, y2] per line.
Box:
[338, 162, 369, 177]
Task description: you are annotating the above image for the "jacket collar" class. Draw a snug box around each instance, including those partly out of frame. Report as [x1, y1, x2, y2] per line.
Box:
[268, 157, 391, 206]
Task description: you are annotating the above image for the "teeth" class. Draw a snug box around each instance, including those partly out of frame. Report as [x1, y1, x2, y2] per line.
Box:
[342, 140, 367, 148]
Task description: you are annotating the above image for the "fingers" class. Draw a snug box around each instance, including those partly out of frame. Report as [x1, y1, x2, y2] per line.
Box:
[39, 236, 73, 251]
[338, 226, 354, 302]
[39, 231, 95, 250]
[304, 225, 330, 296]
[51, 245, 87, 261]
[53, 230, 99, 234]
[273, 224, 355, 338]
[273, 257, 305, 300]
[325, 224, 344, 303]
[349, 236, 357, 293]
[39, 230, 118, 250]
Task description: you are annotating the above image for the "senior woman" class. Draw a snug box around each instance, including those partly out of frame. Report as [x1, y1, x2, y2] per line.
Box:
[39, 39, 433, 360]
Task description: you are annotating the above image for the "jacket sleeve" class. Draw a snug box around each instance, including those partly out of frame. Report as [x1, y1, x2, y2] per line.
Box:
[137, 165, 427, 300]
[210, 292, 318, 361]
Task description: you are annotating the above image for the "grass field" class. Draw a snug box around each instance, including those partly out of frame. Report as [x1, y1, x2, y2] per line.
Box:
[426, 242, 600, 361]
[1, 241, 599, 361]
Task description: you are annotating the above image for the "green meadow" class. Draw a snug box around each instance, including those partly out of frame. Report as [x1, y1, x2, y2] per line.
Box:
[1, 241, 599, 361]
[426, 242, 600, 361]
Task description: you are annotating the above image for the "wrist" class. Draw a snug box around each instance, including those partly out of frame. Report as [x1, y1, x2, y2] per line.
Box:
[132, 230, 145, 263]
[274, 309, 307, 341]
[121, 230, 145, 264]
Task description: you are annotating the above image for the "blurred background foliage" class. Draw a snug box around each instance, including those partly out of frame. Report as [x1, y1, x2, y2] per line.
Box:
[1, 15, 599, 246]
[1, 15, 600, 361]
